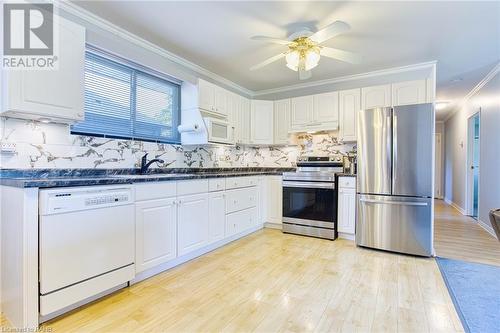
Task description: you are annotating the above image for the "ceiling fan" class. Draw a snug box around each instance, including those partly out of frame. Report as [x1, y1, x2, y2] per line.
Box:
[250, 21, 361, 80]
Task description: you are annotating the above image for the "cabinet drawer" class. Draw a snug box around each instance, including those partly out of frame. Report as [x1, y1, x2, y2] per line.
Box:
[209, 178, 225, 192]
[177, 179, 209, 196]
[338, 177, 356, 189]
[135, 182, 176, 201]
[226, 207, 258, 237]
[226, 187, 257, 213]
[225, 176, 258, 190]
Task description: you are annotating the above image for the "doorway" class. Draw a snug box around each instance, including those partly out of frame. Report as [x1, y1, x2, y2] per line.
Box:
[466, 111, 480, 219]
[435, 133, 443, 199]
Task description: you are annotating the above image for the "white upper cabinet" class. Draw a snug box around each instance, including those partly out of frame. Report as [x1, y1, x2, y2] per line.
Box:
[339, 88, 361, 142]
[290, 95, 314, 128]
[2, 16, 85, 123]
[313, 92, 339, 125]
[250, 100, 274, 145]
[273, 99, 290, 145]
[197, 79, 228, 117]
[239, 96, 251, 144]
[290, 93, 339, 132]
[391, 80, 427, 106]
[226, 92, 239, 143]
[361, 84, 391, 110]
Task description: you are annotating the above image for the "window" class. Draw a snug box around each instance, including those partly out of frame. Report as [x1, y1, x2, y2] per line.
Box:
[71, 49, 181, 143]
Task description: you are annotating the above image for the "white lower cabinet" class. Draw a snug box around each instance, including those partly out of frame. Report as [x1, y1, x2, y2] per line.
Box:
[265, 176, 283, 225]
[208, 192, 226, 243]
[135, 198, 177, 273]
[337, 177, 356, 236]
[177, 193, 210, 256]
[226, 207, 258, 237]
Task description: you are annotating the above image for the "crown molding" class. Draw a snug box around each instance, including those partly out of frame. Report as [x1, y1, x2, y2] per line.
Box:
[56, 1, 253, 97]
[252, 61, 437, 96]
[443, 61, 500, 122]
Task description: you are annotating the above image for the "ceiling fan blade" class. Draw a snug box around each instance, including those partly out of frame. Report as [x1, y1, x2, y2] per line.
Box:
[320, 47, 362, 64]
[250, 36, 291, 45]
[310, 21, 350, 44]
[299, 69, 312, 80]
[250, 53, 286, 71]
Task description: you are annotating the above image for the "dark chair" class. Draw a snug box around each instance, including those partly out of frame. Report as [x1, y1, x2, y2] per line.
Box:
[489, 209, 500, 241]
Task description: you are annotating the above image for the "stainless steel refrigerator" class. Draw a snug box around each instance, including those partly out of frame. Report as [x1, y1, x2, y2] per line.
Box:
[356, 103, 434, 256]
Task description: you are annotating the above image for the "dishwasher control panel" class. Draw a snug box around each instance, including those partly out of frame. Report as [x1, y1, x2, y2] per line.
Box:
[39, 186, 134, 215]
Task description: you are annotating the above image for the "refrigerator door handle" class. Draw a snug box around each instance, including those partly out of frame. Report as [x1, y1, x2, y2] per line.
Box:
[392, 113, 398, 193]
[359, 198, 428, 206]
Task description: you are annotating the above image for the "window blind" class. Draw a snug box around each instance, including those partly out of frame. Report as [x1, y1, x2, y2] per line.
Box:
[71, 50, 181, 144]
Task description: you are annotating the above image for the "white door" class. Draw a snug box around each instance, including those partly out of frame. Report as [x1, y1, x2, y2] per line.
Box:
[391, 80, 427, 106]
[274, 99, 291, 144]
[198, 79, 215, 112]
[209, 192, 226, 243]
[6, 17, 85, 122]
[434, 133, 443, 199]
[177, 193, 209, 256]
[290, 95, 314, 127]
[313, 92, 339, 124]
[266, 176, 283, 224]
[214, 86, 228, 116]
[239, 97, 251, 144]
[135, 198, 177, 273]
[338, 188, 356, 234]
[361, 84, 391, 110]
[251, 100, 274, 144]
[339, 88, 360, 142]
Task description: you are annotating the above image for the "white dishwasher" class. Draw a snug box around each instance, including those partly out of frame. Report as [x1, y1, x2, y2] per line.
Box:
[39, 185, 135, 317]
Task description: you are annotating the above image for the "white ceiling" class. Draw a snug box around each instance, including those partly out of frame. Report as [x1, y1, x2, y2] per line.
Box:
[72, 1, 500, 120]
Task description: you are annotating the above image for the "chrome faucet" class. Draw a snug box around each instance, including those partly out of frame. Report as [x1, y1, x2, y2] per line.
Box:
[140, 153, 164, 174]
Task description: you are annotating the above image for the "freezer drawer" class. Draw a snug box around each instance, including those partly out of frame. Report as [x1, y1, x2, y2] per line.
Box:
[356, 195, 432, 256]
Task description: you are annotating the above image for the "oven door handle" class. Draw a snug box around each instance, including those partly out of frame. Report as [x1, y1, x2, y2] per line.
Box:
[283, 181, 335, 189]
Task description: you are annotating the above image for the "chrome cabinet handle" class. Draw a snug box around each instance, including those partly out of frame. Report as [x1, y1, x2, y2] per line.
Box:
[359, 198, 428, 206]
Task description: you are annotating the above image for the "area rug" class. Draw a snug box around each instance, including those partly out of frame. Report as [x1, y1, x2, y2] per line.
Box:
[436, 257, 500, 333]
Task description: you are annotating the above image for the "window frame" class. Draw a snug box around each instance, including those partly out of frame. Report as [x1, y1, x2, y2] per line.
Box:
[71, 45, 182, 144]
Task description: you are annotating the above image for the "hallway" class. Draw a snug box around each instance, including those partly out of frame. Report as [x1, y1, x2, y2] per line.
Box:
[434, 200, 500, 266]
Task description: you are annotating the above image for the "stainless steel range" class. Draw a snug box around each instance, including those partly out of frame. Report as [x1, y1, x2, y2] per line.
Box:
[282, 156, 344, 240]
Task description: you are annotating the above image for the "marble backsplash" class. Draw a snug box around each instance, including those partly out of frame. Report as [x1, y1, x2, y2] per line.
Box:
[0, 118, 356, 169]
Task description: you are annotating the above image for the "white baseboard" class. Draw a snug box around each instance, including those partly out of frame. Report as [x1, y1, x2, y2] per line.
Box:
[478, 219, 498, 239]
[338, 232, 355, 241]
[444, 197, 466, 215]
[132, 224, 263, 284]
[264, 222, 282, 230]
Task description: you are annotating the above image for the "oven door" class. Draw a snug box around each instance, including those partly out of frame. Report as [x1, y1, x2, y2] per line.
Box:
[282, 181, 337, 228]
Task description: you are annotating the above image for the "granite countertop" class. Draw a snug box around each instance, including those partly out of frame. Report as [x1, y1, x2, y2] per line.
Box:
[0, 167, 295, 188]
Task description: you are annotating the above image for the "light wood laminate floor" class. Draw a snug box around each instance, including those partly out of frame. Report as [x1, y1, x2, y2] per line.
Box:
[434, 199, 500, 266]
[33, 229, 463, 333]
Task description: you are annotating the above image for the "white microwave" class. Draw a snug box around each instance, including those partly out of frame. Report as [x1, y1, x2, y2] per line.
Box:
[203, 117, 233, 144]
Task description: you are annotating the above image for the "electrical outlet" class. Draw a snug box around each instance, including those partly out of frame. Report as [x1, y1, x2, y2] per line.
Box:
[0, 142, 17, 154]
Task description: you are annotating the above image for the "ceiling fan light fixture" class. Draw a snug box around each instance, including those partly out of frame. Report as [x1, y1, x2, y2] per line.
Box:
[285, 51, 300, 71]
[304, 48, 320, 71]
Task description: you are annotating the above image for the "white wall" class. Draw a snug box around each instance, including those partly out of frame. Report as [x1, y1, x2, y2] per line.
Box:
[444, 70, 500, 229]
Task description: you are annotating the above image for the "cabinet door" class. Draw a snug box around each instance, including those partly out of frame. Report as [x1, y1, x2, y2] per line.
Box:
[5, 17, 85, 122]
[361, 84, 391, 110]
[266, 176, 283, 224]
[273, 99, 290, 144]
[214, 86, 228, 116]
[239, 97, 251, 144]
[135, 198, 177, 273]
[339, 88, 361, 142]
[227, 92, 239, 143]
[250, 100, 274, 144]
[313, 92, 339, 124]
[338, 188, 356, 234]
[177, 193, 209, 256]
[391, 80, 426, 106]
[198, 79, 215, 112]
[290, 95, 314, 128]
[209, 192, 226, 243]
